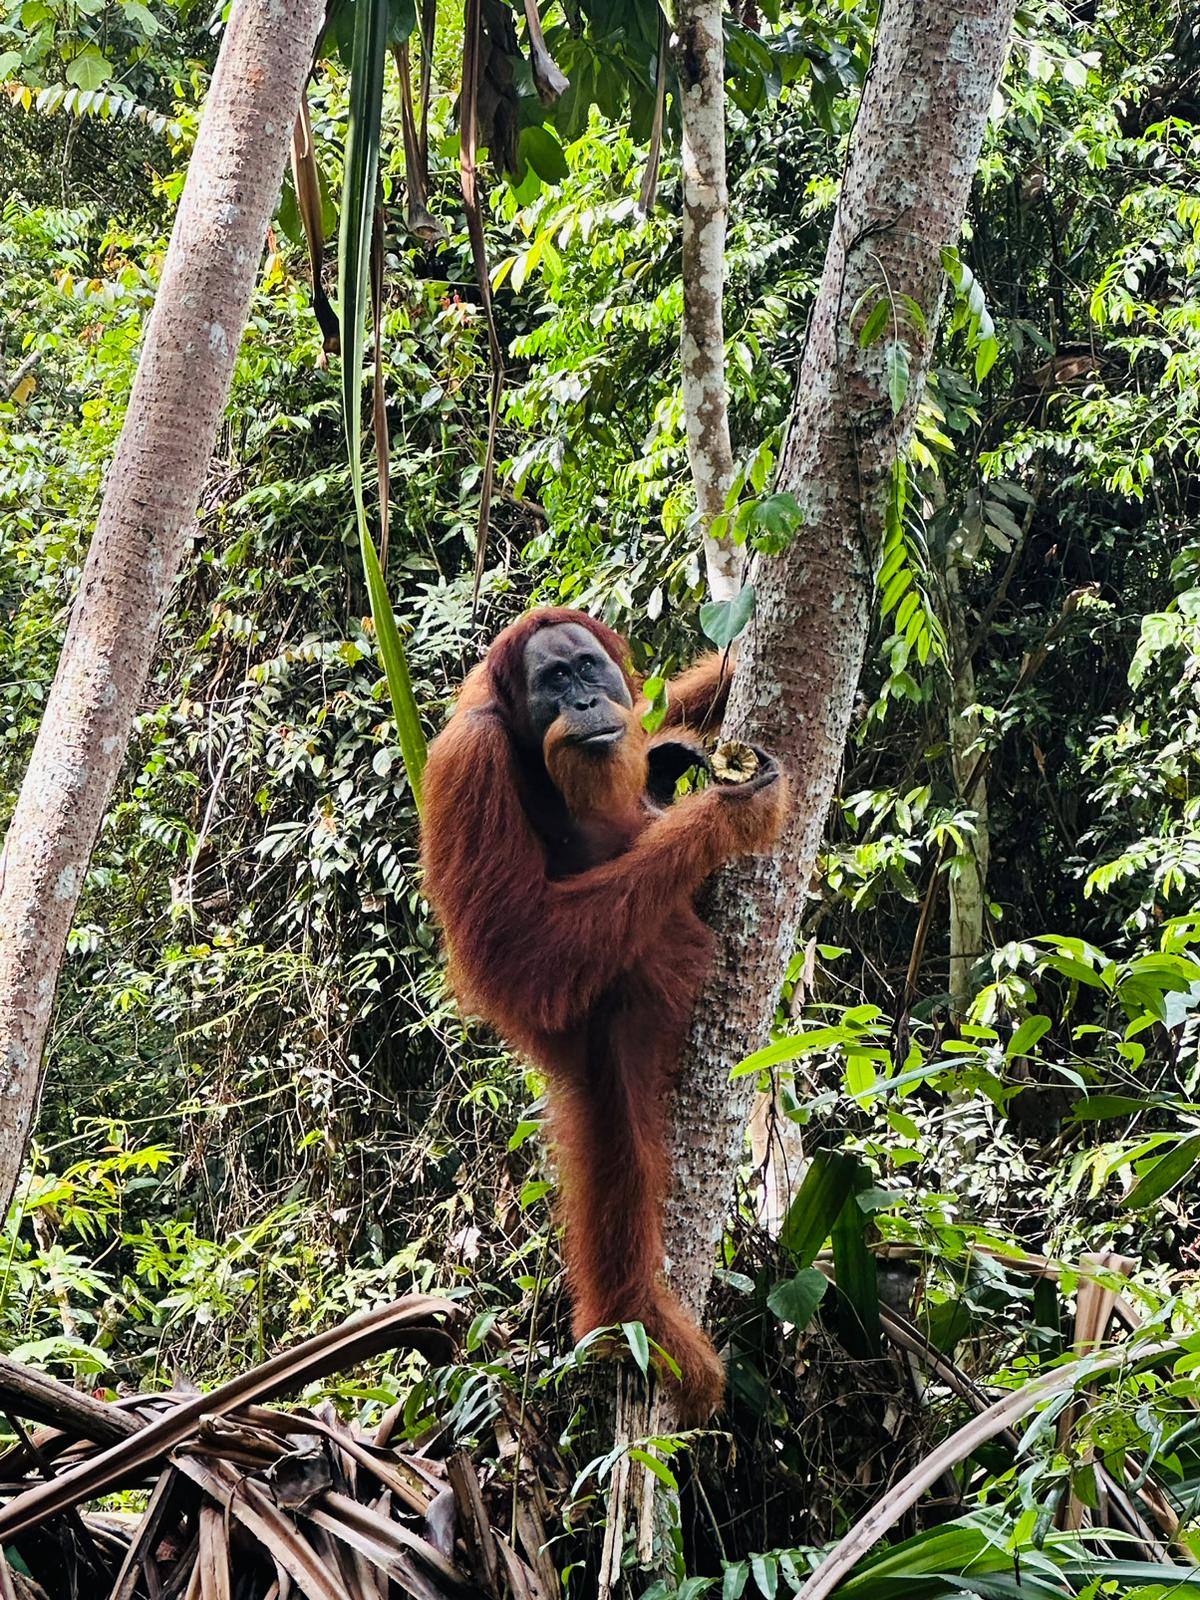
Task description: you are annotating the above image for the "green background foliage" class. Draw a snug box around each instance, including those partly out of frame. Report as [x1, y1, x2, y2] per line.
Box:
[2, 0, 1200, 1589]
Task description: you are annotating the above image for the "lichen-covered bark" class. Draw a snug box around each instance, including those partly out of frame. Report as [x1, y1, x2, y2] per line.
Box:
[673, 0, 740, 603]
[0, 0, 326, 1218]
[664, 0, 1019, 1321]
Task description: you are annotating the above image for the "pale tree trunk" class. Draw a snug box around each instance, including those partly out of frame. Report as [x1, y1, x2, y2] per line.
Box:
[946, 560, 990, 1016]
[0, 0, 326, 1220]
[673, 0, 740, 603]
[664, 0, 1018, 1326]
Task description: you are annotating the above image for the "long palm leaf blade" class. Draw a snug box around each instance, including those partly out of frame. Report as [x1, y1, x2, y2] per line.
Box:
[339, 0, 427, 811]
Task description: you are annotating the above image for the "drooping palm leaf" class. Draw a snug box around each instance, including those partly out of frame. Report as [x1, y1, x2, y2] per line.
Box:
[394, 41, 443, 240]
[339, 0, 427, 812]
[522, 0, 569, 100]
[290, 94, 340, 355]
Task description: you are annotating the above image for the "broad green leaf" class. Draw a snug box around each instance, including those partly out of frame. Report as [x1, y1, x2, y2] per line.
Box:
[65, 45, 111, 92]
[845, 1052, 877, 1100]
[677, 1582, 715, 1600]
[520, 124, 570, 184]
[750, 1553, 778, 1599]
[723, 1563, 749, 1600]
[1006, 1015, 1051, 1060]
[766, 1267, 828, 1328]
[121, 0, 158, 33]
[899, 293, 928, 335]
[700, 582, 755, 649]
[975, 333, 1000, 380]
[752, 492, 803, 535]
[831, 1160, 882, 1357]
[1068, 1094, 1161, 1122]
[780, 1152, 856, 1266]
[387, 0, 417, 42]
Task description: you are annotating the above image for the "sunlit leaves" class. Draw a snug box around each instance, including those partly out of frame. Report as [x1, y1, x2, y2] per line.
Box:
[941, 246, 999, 381]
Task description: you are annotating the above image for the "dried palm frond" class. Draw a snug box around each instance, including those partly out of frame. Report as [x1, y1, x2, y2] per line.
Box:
[0, 1296, 559, 1600]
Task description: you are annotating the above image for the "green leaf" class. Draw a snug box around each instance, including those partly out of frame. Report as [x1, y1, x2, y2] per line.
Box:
[750, 1552, 778, 1598]
[885, 339, 910, 415]
[766, 1267, 828, 1328]
[700, 583, 755, 649]
[1068, 1094, 1158, 1122]
[1006, 1015, 1051, 1060]
[750, 492, 803, 538]
[339, 0, 426, 811]
[677, 1581, 715, 1600]
[121, 0, 159, 34]
[361, 531, 427, 811]
[858, 297, 889, 348]
[627, 1448, 678, 1491]
[845, 1052, 877, 1100]
[831, 1160, 882, 1357]
[520, 123, 570, 184]
[277, 174, 303, 248]
[1121, 1132, 1200, 1208]
[779, 1152, 857, 1266]
[723, 1563, 749, 1600]
[975, 333, 1000, 380]
[65, 45, 112, 92]
[387, 0, 417, 42]
[507, 1118, 540, 1150]
[621, 1320, 650, 1375]
[898, 293, 928, 335]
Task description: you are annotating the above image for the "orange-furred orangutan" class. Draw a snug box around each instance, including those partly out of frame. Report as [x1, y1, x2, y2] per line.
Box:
[420, 608, 787, 1421]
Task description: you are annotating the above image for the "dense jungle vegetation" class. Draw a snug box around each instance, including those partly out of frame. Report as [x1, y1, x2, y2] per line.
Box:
[2, 0, 1200, 1594]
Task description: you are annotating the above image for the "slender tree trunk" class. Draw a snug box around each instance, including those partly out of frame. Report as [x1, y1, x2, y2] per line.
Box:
[0, 0, 326, 1220]
[673, 0, 740, 603]
[665, 0, 1018, 1322]
[946, 560, 990, 1016]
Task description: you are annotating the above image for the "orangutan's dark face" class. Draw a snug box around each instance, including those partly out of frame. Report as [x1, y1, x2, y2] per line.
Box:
[523, 623, 633, 750]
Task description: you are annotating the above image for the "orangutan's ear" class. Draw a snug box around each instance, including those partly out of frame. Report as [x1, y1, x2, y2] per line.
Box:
[645, 738, 711, 806]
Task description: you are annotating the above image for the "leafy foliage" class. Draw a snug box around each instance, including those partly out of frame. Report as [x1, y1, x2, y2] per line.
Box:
[3, 0, 1200, 1592]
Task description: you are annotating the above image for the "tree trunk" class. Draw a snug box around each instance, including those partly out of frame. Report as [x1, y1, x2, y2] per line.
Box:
[946, 559, 990, 1016]
[665, 0, 1018, 1323]
[673, 0, 740, 603]
[0, 0, 326, 1220]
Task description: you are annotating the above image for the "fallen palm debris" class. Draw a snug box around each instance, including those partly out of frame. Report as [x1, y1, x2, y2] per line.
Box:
[0, 1295, 559, 1600]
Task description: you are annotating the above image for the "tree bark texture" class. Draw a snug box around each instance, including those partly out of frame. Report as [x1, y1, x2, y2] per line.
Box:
[673, 0, 740, 603]
[0, 0, 327, 1220]
[664, 0, 1018, 1319]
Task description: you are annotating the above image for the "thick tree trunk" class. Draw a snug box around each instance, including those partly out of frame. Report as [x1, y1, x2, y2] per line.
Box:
[0, 0, 326, 1219]
[665, 0, 1018, 1321]
[673, 0, 740, 603]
